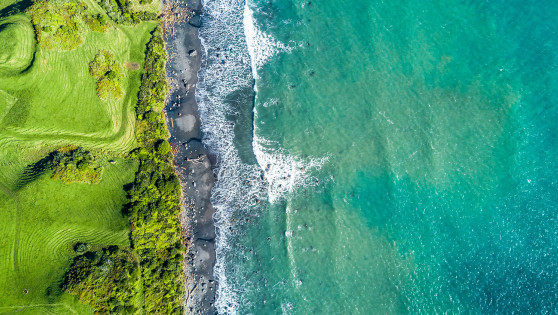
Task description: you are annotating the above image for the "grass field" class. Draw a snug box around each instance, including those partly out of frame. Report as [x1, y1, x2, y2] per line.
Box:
[0, 0, 158, 311]
[0, 158, 137, 313]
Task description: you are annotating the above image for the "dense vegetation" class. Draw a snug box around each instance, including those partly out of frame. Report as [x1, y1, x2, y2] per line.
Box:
[27, 0, 156, 51]
[51, 146, 104, 184]
[135, 26, 169, 146]
[97, 0, 157, 25]
[63, 246, 141, 313]
[27, 0, 110, 50]
[62, 26, 185, 314]
[125, 26, 185, 313]
[14, 146, 103, 185]
[84, 12, 110, 32]
[89, 50, 124, 99]
[27, 0, 85, 50]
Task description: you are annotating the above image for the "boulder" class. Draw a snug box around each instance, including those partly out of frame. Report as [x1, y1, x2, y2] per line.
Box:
[189, 15, 201, 28]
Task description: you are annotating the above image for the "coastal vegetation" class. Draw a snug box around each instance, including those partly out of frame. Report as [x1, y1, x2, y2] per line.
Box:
[135, 26, 169, 146]
[0, 0, 184, 312]
[89, 50, 125, 99]
[62, 26, 185, 313]
[62, 246, 141, 313]
[97, 0, 158, 25]
[51, 146, 104, 184]
[127, 27, 185, 313]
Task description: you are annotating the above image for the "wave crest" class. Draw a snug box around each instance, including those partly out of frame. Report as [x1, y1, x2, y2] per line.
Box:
[197, 0, 326, 313]
[243, 2, 292, 77]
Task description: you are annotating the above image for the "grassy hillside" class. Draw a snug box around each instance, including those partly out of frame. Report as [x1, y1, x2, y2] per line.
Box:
[0, 0, 162, 312]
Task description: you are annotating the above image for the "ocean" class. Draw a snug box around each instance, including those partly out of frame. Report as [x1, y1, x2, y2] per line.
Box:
[196, 0, 558, 313]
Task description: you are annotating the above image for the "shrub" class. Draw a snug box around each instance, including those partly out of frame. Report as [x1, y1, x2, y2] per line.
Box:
[28, 0, 113, 50]
[73, 242, 91, 254]
[50, 147, 103, 184]
[96, 0, 157, 25]
[62, 248, 141, 313]
[27, 0, 85, 50]
[89, 50, 124, 100]
[84, 14, 110, 32]
[156, 140, 171, 156]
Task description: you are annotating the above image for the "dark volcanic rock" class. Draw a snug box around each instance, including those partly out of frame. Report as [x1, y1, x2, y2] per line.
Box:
[163, 0, 216, 313]
[189, 15, 201, 28]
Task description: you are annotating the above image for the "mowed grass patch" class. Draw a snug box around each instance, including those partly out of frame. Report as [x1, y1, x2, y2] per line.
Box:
[0, 296, 92, 315]
[0, 0, 24, 12]
[0, 14, 156, 139]
[0, 0, 12, 9]
[0, 15, 35, 75]
[0, 157, 138, 312]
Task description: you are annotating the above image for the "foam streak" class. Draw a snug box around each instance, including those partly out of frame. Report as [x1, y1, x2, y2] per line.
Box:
[197, 0, 325, 312]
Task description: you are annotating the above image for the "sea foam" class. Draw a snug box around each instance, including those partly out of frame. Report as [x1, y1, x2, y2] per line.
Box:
[196, 0, 325, 313]
[253, 134, 328, 203]
[243, 3, 292, 78]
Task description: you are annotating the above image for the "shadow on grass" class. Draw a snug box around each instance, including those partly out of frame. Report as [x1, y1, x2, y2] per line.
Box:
[14, 154, 53, 191]
[0, 0, 32, 18]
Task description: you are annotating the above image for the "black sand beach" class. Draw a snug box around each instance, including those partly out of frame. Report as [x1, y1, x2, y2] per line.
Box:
[163, 0, 217, 313]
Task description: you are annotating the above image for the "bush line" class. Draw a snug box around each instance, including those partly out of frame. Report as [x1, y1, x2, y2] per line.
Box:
[62, 25, 185, 314]
[126, 24, 185, 314]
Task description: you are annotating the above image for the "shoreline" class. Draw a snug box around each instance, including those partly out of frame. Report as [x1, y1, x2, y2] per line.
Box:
[163, 0, 217, 313]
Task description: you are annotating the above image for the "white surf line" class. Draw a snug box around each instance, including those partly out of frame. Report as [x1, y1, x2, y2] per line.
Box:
[197, 0, 329, 313]
[243, 2, 292, 79]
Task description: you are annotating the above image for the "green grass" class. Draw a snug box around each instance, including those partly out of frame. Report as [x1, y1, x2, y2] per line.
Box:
[0, 15, 155, 144]
[0, 158, 137, 313]
[0, 15, 35, 75]
[0, 0, 159, 311]
[0, 0, 21, 11]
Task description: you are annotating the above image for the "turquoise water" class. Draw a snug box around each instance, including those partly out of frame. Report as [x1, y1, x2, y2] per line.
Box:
[198, 0, 558, 313]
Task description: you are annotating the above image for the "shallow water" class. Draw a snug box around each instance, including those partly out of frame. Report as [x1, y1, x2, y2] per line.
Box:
[197, 0, 558, 313]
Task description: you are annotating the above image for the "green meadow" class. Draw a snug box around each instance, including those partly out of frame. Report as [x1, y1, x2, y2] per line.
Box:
[0, 0, 158, 312]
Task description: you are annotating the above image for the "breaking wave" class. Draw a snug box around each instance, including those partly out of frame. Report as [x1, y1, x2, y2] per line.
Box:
[243, 2, 292, 78]
[196, 0, 326, 312]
